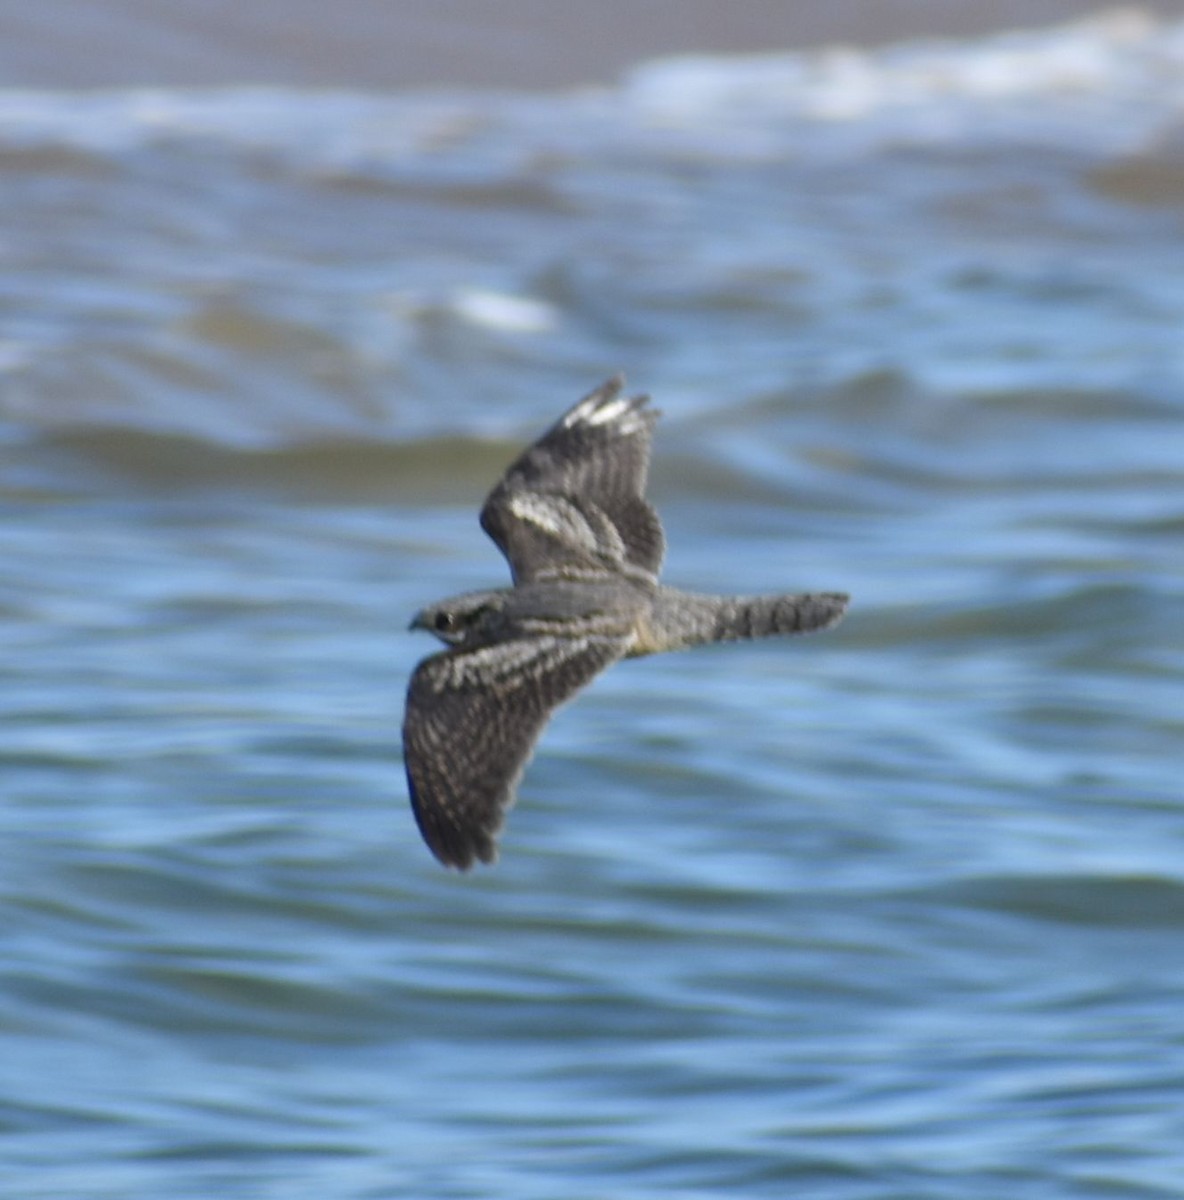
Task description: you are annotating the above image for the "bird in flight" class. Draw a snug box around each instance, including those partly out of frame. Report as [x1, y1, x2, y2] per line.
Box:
[404, 377, 848, 869]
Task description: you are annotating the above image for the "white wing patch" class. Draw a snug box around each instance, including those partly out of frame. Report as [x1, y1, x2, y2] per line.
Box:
[561, 391, 647, 433]
[581, 396, 632, 426]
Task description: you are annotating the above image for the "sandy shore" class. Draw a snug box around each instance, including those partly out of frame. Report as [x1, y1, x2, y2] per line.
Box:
[4, 0, 1184, 89]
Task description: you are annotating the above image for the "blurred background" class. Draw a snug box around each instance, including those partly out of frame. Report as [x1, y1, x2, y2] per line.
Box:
[2, 4, 1183, 1198]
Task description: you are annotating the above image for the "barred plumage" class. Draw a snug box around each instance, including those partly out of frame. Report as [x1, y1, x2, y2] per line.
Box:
[404, 377, 848, 869]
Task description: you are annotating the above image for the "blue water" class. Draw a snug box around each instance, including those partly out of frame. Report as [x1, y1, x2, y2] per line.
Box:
[2, 12, 1183, 1198]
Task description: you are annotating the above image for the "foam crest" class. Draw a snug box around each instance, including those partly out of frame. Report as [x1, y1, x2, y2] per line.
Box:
[0, 11, 1180, 164]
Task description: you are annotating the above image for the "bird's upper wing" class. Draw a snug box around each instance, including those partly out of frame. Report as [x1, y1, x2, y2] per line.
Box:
[403, 632, 629, 869]
[479, 376, 665, 585]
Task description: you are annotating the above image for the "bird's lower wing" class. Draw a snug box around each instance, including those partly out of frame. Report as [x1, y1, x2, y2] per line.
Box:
[403, 634, 628, 869]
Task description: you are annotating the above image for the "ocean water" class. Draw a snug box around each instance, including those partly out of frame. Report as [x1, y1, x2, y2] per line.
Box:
[2, 11, 1183, 1198]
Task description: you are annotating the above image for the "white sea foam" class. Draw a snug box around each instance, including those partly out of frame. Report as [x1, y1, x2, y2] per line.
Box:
[619, 8, 1184, 157]
[624, 9, 1166, 120]
[2, 9, 1181, 449]
[450, 289, 557, 334]
[0, 11, 1180, 164]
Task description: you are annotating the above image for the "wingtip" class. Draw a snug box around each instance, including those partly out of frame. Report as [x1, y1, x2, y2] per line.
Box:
[564, 375, 624, 425]
[587, 374, 626, 404]
[405, 761, 502, 871]
[563, 374, 656, 432]
[436, 831, 499, 871]
[419, 825, 499, 872]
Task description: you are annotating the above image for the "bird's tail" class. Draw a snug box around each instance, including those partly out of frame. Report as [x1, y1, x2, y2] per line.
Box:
[635, 588, 849, 655]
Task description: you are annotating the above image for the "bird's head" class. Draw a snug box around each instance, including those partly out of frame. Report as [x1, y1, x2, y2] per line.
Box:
[409, 590, 508, 648]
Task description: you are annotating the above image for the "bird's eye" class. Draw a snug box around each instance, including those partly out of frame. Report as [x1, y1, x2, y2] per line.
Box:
[434, 611, 457, 632]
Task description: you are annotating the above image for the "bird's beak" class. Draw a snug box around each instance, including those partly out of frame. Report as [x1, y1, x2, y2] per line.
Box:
[408, 611, 427, 632]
